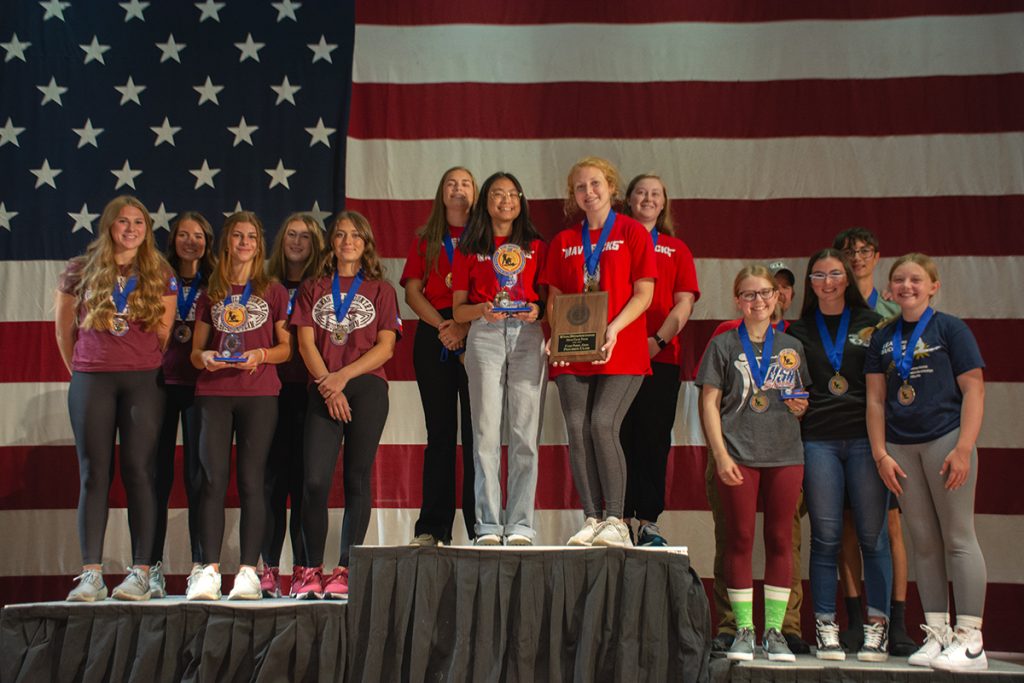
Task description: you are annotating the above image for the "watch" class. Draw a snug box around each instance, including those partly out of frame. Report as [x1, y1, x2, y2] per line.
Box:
[653, 334, 668, 349]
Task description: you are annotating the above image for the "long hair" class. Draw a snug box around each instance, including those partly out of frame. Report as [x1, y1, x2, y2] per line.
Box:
[206, 211, 272, 302]
[326, 211, 386, 280]
[76, 195, 170, 332]
[165, 211, 216, 278]
[459, 172, 542, 256]
[799, 248, 869, 319]
[417, 166, 477, 276]
[622, 173, 675, 236]
[563, 156, 624, 217]
[267, 212, 327, 283]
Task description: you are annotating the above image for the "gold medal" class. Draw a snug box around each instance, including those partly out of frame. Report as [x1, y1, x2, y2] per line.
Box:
[330, 328, 348, 346]
[583, 266, 600, 293]
[222, 302, 247, 329]
[897, 382, 916, 406]
[828, 374, 849, 396]
[778, 348, 800, 371]
[174, 324, 192, 344]
[111, 315, 129, 337]
[445, 272, 453, 289]
[749, 392, 770, 413]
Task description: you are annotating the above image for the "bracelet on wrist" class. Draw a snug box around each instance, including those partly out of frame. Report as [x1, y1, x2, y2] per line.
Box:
[653, 334, 668, 349]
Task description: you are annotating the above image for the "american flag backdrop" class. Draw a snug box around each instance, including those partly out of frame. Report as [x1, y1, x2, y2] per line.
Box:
[2, 0, 1024, 652]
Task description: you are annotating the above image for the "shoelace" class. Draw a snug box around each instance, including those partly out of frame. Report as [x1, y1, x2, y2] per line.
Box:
[74, 569, 101, 585]
[765, 629, 787, 649]
[817, 620, 841, 646]
[920, 624, 951, 648]
[863, 622, 886, 649]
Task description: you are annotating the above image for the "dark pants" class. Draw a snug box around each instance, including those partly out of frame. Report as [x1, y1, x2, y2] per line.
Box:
[153, 381, 203, 563]
[263, 382, 308, 567]
[621, 361, 680, 522]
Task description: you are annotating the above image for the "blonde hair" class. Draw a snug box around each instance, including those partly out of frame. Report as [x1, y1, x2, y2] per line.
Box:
[207, 211, 272, 303]
[267, 212, 327, 282]
[327, 211, 386, 280]
[75, 195, 170, 332]
[623, 173, 675, 236]
[732, 264, 775, 297]
[889, 252, 939, 284]
[563, 156, 623, 217]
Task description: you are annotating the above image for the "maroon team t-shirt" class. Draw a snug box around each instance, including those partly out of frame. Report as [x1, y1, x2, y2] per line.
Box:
[162, 274, 202, 385]
[58, 259, 178, 373]
[194, 281, 289, 397]
[451, 236, 546, 306]
[399, 226, 465, 311]
[647, 232, 701, 366]
[290, 273, 403, 382]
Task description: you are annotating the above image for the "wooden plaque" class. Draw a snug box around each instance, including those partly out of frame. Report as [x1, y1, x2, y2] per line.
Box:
[549, 292, 609, 363]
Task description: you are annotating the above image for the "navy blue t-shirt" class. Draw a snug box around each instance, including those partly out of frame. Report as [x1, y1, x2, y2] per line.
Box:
[864, 311, 984, 444]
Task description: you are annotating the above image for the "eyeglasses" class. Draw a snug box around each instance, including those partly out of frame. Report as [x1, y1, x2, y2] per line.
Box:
[737, 288, 777, 302]
[489, 190, 521, 202]
[809, 270, 845, 282]
[843, 247, 875, 259]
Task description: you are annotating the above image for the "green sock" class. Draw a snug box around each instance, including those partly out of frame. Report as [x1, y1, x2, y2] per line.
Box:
[764, 584, 791, 632]
[728, 587, 754, 630]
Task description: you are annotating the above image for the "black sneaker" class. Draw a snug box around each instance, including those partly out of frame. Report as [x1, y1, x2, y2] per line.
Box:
[784, 631, 811, 655]
[711, 632, 735, 655]
[858, 621, 890, 662]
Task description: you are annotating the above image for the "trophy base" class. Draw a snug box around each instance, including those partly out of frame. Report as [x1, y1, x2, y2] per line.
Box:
[780, 389, 809, 399]
[492, 305, 531, 313]
[217, 353, 248, 363]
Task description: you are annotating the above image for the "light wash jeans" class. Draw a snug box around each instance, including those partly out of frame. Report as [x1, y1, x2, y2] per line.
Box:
[464, 317, 546, 540]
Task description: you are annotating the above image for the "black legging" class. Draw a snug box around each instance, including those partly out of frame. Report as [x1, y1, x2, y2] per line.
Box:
[68, 369, 163, 566]
[152, 381, 203, 564]
[412, 311, 475, 542]
[621, 361, 681, 522]
[262, 381, 308, 567]
[302, 374, 388, 567]
[195, 395, 277, 566]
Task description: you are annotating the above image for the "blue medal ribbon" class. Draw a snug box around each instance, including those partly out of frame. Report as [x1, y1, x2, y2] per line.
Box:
[650, 228, 659, 248]
[775, 320, 786, 333]
[581, 210, 616, 283]
[814, 307, 851, 375]
[442, 230, 455, 267]
[112, 275, 138, 315]
[176, 272, 201, 322]
[738, 321, 775, 391]
[891, 307, 935, 381]
[287, 286, 299, 316]
[222, 280, 253, 310]
[332, 269, 365, 328]
[867, 288, 879, 308]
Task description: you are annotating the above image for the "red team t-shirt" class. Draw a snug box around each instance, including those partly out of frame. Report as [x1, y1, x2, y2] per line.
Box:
[276, 279, 309, 385]
[194, 281, 290, 397]
[647, 231, 701, 366]
[162, 274, 201, 385]
[398, 226, 465, 311]
[452, 236, 546, 306]
[57, 259, 178, 373]
[290, 274, 403, 383]
[541, 212, 657, 377]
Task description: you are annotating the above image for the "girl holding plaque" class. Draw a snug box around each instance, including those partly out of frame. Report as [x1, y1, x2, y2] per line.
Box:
[865, 254, 988, 672]
[619, 174, 700, 547]
[542, 157, 656, 548]
[696, 265, 810, 662]
[55, 196, 178, 602]
[187, 212, 292, 601]
[787, 249, 892, 662]
[291, 211, 402, 599]
[260, 213, 326, 597]
[152, 211, 216, 597]
[452, 172, 547, 546]
[401, 167, 478, 547]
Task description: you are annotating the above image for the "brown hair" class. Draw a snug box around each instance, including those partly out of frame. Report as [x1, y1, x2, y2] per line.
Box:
[206, 211, 272, 302]
[165, 211, 216, 278]
[267, 212, 327, 283]
[417, 166, 476, 277]
[563, 156, 623, 217]
[622, 173, 675, 236]
[327, 211, 385, 280]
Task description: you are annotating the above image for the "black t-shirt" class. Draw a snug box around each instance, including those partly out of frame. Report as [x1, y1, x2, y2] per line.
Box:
[787, 307, 882, 441]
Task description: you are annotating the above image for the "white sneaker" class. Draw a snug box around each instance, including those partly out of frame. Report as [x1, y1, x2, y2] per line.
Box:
[907, 623, 952, 667]
[186, 565, 221, 601]
[228, 566, 262, 600]
[505, 534, 532, 546]
[567, 517, 600, 546]
[592, 517, 633, 548]
[931, 626, 987, 672]
[474, 534, 501, 546]
[149, 561, 166, 598]
[186, 563, 203, 594]
[67, 569, 107, 602]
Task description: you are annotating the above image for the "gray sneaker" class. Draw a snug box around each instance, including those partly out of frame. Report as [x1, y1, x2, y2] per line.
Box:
[763, 627, 796, 662]
[409, 533, 443, 547]
[67, 569, 107, 602]
[149, 561, 166, 598]
[727, 627, 756, 661]
[111, 566, 152, 601]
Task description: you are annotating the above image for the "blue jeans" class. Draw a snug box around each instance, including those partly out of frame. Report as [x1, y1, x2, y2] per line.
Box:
[803, 438, 892, 619]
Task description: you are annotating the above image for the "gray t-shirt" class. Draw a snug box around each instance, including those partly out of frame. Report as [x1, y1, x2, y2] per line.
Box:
[696, 329, 811, 468]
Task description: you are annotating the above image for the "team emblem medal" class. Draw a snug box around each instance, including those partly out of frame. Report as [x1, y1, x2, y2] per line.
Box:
[897, 381, 916, 406]
[778, 348, 800, 371]
[222, 302, 247, 329]
[111, 315, 129, 336]
[174, 324, 192, 344]
[330, 322, 350, 346]
[829, 373, 849, 396]
[749, 391, 770, 413]
[583, 265, 600, 293]
[445, 272, 453, 289]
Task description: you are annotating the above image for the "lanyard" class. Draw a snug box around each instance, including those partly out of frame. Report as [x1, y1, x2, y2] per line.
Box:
[112, 275, 138, 315]
[332, 270, 365, 325]
[738, 321, 775, 391]
[867, 288, 879, 308]
[222, 280, 252, 309]
[176, 272, 201, 321]
[892, 307, 935, 381]
[814, 307, 851, 374]
[581, 210, 616, 278]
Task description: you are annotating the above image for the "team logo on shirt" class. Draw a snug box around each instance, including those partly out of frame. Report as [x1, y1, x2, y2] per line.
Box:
[850, 326, 875, 347]
[312, 293, 376, 335]
[881, 337, 941, 379]
[561, 240, 624, 258]
[211, 297, 269, 334]
[654, 245, 675, 256]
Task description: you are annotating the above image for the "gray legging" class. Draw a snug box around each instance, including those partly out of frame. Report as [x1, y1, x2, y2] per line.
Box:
[887, 428, 987, 617]
[554, 374, 642, 519]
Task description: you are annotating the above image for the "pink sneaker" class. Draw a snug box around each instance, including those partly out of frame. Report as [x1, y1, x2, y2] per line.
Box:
[292, 566, 324, 600]
[322, 567, 349, 600]
[288, 565, 306, 598]
[260, 565, 280, 598]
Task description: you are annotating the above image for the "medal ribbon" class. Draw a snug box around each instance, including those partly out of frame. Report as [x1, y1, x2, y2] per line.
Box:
[176, 272, 201, 322]
[814, 307, 851, 375]
[738, 321, 775, 391]
[332, 269, 365, 328]
[287, 286, 299, 316]
[868, 288, 879, 308]
[650, 228, 659, 248]
[892, 307, 935, 382]
[222, 280, 253, 310]
[112, 275, 138, 316]
[442, 231, 455, 267]
[581, 210, 616, 283]
[775, 320, 786, 333]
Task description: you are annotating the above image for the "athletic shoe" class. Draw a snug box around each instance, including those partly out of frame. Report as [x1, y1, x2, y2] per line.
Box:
[186, 564, 203, 594]
[148, 562, 166, 599]
[814, 619, 845, 660]
[260, 565, 281, 599]
[186, 565, 222, 601]
[112, 566, 152, 601]
[409, 533, 443, 547]
[637, 522, 668, 547]
[67, 569, 107, 602]
[711, 632, 735, 655]
[293, 566, 324, 600]
[858, 621, 890, 662]
[323, 567, 349, 600]
[505, 534, 533, 546]
[727, 627, 755, 661]
[784, 632, 811, 655]
[931, 626, 987, 672]
[228, 566, 262, 600]
[474, 534, 501, 546]
[907, 623, 952, 667]
[567, 517, 600, 546]
[763, 627, 796, 662]
[288, 565, 305, 598]
[592, 517, 633, 548]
